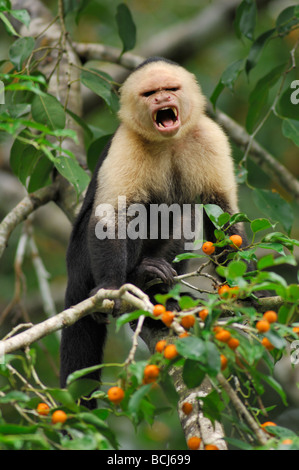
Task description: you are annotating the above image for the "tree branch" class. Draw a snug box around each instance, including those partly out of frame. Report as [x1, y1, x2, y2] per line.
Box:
[211, 107, 299, 202]
[0, 183, 58, 260]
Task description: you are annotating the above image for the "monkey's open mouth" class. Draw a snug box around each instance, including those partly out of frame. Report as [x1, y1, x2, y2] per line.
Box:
[153, 106, 180, 133]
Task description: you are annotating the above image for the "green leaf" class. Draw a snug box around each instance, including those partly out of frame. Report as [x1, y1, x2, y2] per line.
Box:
[282, 119, 299, 147]
[210, 60, 244, 108]
[81, 68, 116, 110]
[46, 388, 78, 412]
[224, 437, 253, 450]
[229, 212, 251, 225]
[257, 254, 296, 270]
[252, 189, 293, 235]
[179, 295, 200, 310]
[115, 3, 136, 54]
[218, 212, 230, 227]
[250, 218, 273, 233]
[27, 155, 53, 192]
[276, 5, 299, 34]
[0, 11, 20, 36]
[10, 9, 31, 28]
[204, 204, 224, 228]
[245, 29, 275, 75]
[183, 359, 206, 388]
[176, 337, 220, 376]
[234, 0, 257, 40]
[259, 374, 288, 406]
[68, 378, 99, 401]
[264, 330, 286, 350]
[201, 389, 226, 423]
[246, 63, 286, 133]
[78, 412, 119, 449]
[0, 424, 38, 435]
[173, 252, 205, 262]
[128, 384, 151, 416]
[9, 37, 35, 70]
[228, 260, 247, 279]
[256, 242, 286, 256]
[176, 336, 206, 361]
[53, 155, 90, 196]
[67, 364, 105, 385]
[116, 310, 149, 332]
[262, 231, 299, 250]
[87, 134, 112, 173]
[0, 391, 30, 403]
[277, 87, 299, 120]
[32, 93, 66, 130]
[0, 0, 11, 11]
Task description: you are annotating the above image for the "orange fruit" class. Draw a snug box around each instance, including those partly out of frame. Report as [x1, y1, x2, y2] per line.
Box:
[227, 337, 240, 350]
[179, 331, 189, 338]
[155, 340, 167, 353]
[256, 320, 270, 333]
[213, 326, 223, 333]
[229, 234, 243, 248]
[153, 304, 166, 317]
[182, 402, 193, 415]
[229, 286, 239, 298]
[198, 309, 209, 321]
[37, 403, 50, 416]
[282, 439, 293, 445]
[293, 327, 299, 335]
[51, 410, 67, 424]
[263, 311, 277, 323]
[161, 310, 175, 327]
[262, 337, 275, 351]
[220, 354, 228, 371]
[261, 421, 277, 435]
[205, 444, 219, 450]
[215, 329, 231, 343]
[187, 436, 201, 450]
[202, 241, 215, 255]
[107, 386, 125, 405]
[218, 285, 231, 298]
[144, 364, 160, 382]
[180, 315, 195, 329]
[164, 344, 178, 360]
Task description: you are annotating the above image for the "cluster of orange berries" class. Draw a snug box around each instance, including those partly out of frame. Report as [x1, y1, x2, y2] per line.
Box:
[187, 436, 219, 450]
[217, 284, 240, 299]
[213, 326, 240, 371]
[36, 403, 67, 424]
[256, 310, 278, 351]
[202, 234, 243, 256]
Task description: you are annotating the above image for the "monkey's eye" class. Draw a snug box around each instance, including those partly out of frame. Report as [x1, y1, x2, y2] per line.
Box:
[142, 90, 156, 97]
[167, 88, 179, 92]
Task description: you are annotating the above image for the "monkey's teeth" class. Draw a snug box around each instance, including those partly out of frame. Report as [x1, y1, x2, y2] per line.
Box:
[154, 112, 157, 121]
[173, 107, 178, 118]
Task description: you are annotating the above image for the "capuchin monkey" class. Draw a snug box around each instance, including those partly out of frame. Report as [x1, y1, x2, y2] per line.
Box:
[60, 57, 248, 408]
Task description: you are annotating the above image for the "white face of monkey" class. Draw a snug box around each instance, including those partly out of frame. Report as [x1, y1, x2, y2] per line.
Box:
[118, 61, 205, 141]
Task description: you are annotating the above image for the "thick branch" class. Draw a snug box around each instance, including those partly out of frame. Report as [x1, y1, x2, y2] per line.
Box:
[0, 183, 58, 259]
[1, 284, 150, 355]
[212, 107, 299, 202]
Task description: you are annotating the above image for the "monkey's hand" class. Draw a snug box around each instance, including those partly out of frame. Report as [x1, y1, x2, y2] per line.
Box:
[89, 285, 121, 318]
[134, 257, 177, 287]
